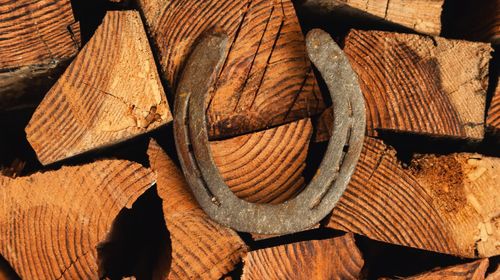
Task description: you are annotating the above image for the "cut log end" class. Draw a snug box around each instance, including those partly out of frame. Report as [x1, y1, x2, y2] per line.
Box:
[0, 0, 80, 110]
[0, 160, 155, 279]
[327, 137, 500, 258]
[241, 233, 364, 280]
[25, 11, 172, 165]
[316, 30, 491, 140]
[211, 119, 312, 204]
[137, 0, 325, 140]
[148, 140, 248, 280]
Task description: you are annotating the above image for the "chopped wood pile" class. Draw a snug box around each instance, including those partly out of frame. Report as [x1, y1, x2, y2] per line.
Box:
[0, 0, 499, 279]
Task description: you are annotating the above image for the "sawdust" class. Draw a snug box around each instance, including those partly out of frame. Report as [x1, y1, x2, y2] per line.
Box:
[409, 154, 467, 213]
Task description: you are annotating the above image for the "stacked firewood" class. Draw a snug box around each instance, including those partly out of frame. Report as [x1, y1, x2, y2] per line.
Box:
[0, 0, 499, 279]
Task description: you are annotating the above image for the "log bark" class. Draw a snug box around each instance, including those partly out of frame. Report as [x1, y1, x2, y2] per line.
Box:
[210, 119, 312, 204]
[318, 30, 491, 140]
[241, 233, 364, 280]
[147, 140, 248, 280]
[298, 0, 443, 35]
[0, 159, 155, 279]
[327, 137, 500, 258]
[0, 0, 80, 110]
[136, 0, 325, 139]
[25, 11, 171, 165]
[404, 259, 489, 280]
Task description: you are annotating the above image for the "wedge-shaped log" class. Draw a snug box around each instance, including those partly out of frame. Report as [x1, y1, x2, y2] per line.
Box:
[328, 137, 500, 257]
[241, 233, 364, 280]
[300, 0, 443, 35]
[211, 119, 312, 204]
[26, 11, 171, 165]
[405, 259, 489, 280]
[137, 0, 324, 139]
[0, 0, 80, 109]
[147, 140, 248, 280]
[320, 30, 490, 140]
[0, 160, 155, 279]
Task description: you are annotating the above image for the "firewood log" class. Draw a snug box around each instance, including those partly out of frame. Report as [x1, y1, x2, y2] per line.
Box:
[0, 160, 155, 279]
[327, 137, 500, 258]
[25, 11, 171, 165]
[403, 259, 489, 280]
[298, 0, 444, 35]
[316, 30, 491, 141]
[0, 0, 80, 110]
[136, 0, 325, 139]
[147, 140, 248, 280]
[241, 233, 364, 280]
[210, 119, 312, 204]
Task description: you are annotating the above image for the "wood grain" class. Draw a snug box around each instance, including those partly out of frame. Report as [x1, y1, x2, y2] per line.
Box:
[210, 119, 312, 204]
[405, 259, 489, 280]
[241, 233, 364, 280]
[340, 30, 491, 139]
[25, 11, 171, 165]
[147, 140, 248, 280]
[300, 0, 443, 35]
[0, 159, 155, 279]
[0, 0, 80, 109]
[137, 0, 324, 139]
[327, 137, 500, 257]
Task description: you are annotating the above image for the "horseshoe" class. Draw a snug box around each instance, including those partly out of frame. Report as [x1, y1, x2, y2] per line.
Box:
[173, 29, 366, 234]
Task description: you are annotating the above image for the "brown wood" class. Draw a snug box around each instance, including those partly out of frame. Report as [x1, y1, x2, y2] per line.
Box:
[299, 0, 443, 35]
[327, 137, 500, 257]
[487, 82, 500, 132]
[137, 0, 325, 139]
[335, 30, 490, 140]
[0, 159, 155, 279]
[404, 259, 489, 280]
[0, 0, 80, 110]
[241, 233, 364, 280]
[210, 119, 312, 204]
[25, 11, 171, 165]
[147, 140, 248, 280]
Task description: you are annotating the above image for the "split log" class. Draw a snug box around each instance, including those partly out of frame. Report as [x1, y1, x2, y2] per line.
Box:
[210, 119, 312, 204]
[327, 137, 500, 258]
[298, 0, 443, 35]
[25, 11, 171, 165]
[0, 0, 80, 110]
[241, 233, 364, 280]
[487, 82, 500, 132]
[137, 0, 325, 139]
[147, 140, 248, 280]
[404, 259, 489, 280]
[317, 30, 491, 140]
[0, 159, 155, 279]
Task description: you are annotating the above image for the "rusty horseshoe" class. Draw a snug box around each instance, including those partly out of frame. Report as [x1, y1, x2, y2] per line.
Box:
[173, 29, 366, 234]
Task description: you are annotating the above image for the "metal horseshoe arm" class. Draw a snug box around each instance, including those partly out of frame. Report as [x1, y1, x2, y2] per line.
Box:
[173, 29, 366, 234]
